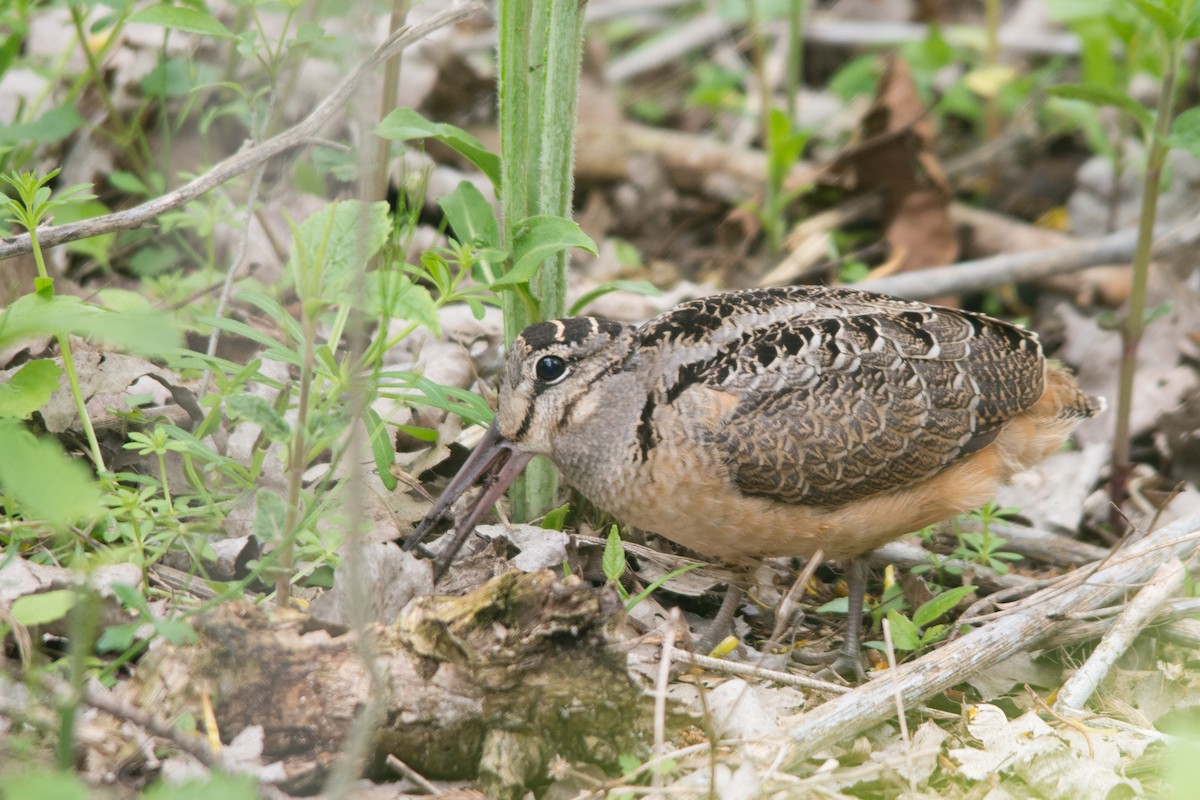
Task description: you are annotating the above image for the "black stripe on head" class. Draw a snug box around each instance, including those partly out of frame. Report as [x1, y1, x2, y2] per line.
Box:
[519, 317, 624, 352]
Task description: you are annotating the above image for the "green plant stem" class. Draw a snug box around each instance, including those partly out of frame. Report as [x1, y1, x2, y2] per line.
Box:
[366, 0, 410, 205]
[746, 0, 770, 147]
[25, 231, 107, 472]
[1109, 38, 1180, 526]
[58, 586, 99, 770]
[982, 0, 1002, 191]
[497, 0, 586, 522]
[156, 450, 173, 514]
[277, 313, 317, 607]
[68, 5, 151, 179]
[786, 0, 805, 122]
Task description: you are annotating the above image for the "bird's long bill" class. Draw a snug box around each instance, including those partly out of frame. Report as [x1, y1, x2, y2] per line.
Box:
[403, 420, 535, 580]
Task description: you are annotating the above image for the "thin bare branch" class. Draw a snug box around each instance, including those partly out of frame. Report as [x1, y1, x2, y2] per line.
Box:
[0, 2, 484, 262]
[779, 510, 1200, 768]
[1055, 557, 1186, 711]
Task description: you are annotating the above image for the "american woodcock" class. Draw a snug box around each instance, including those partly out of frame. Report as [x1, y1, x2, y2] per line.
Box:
[405, 286, 1101, 674]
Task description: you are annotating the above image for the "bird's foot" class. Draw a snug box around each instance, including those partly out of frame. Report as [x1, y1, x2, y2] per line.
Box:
[818, 651, 867, 683]
[692, 585, 744, 655]
[792, 646, 867, 682]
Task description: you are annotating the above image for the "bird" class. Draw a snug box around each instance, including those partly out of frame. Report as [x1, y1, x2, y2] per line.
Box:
[404, 285, 1101, 676]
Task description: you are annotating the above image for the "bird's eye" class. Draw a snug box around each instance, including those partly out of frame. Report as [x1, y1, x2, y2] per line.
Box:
[535, 355, 568, 384]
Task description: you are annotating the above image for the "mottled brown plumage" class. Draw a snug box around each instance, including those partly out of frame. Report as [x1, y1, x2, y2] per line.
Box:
[406, 286, 1100, 671]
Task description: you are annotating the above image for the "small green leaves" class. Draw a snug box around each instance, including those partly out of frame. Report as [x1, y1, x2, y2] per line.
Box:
[884, 610, 922, 651]
[365, 409, 398, 491]
[1166, 107, 1200, 157]
[288, 200, 391, 301]
[375, 109, 502, 189]
[568, 280, 661, 316]
[253, 489, 287, 545]
[0, 770, 90, 800]
[540, 502, 571, 531]
[225, 394, 290, 441]
[1127, 0, 1184, 37]
[142, 773, 259, 800]
[492, 215, 598, 288]
[603, 524, 626, 589]
[439, 181, 501, 250]
[1046, 83, 1154, 132]
[0, 294, 182, 356]
[0, 168, 95, 232]
[130, 5, 236, 39]
[0, 419, 102, 528]
[364, 273, 440, 335]
[0, 360, 61, 420]
[912, 585, 977, 628]
[10, 589, 77, 626]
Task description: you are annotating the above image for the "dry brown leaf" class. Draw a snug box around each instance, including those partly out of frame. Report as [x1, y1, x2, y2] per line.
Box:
[836, 57, 958, 281]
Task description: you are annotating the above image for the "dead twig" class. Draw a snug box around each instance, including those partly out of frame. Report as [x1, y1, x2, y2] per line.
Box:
[79, 682, 218, 767]
[779, 510, 1200, 768]
[865, 213, 1200, 300]
[385, 754, 440, 795]
[1054, 557, 1187, 712]
[0, 2, 484, 262]
[669, 651, 850, 695]
[652, 609, 681, 791]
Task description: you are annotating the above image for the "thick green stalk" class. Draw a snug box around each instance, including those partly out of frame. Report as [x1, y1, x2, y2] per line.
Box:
[497, 0, 586, 522]
[1109, 39, 1179, 524]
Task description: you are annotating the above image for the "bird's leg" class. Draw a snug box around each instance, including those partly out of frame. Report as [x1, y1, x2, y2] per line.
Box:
[826, 557, 868, 680]
[791, 558, 869, 680]
[693, 583, 745, 656]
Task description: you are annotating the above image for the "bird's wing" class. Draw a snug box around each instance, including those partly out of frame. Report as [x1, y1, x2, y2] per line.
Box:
[636, 286, 1045, 507]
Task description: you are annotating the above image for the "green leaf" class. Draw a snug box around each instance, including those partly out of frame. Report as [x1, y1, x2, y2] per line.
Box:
[0, 419, 102, 527]
[0, 104, 83, 145]
[110, 582, 151, 615]
[365, 408, 397, 492]
[289, 200, 391, 300]
[130, 5, 236, 38]
[108, 170, 149, 196]
[0, 770, 90, 800]
[0, 359, 60, 419]
[11, 589, 77, 626]
[225, 394, 290, 441]
[541, 502, 570, 531]
[626, 563, 703, 611]
[816, 596, 849, 614]
[0, 293, 182, 356]
[884, 610, 921, 651]
[51, 199, 115, 267]
[155, 617, 197, 646]
[253, 488, 287, 545]
[920, 623, 948, 646]
[912, 585, 977, 629]
[766, 107, 808, 186]
[568, 280, 661, 316]
[375, 108, 502, 189]
[602, 524, 625, 583]
[439, 181, 501, 250]
[142, 773, 259, 800]
[364, 272, 440, 335]
[1166, 107, 1200, 157]
[1047, 83, 1154, 132]
[97, 622, 141, 652]
[492, 215, 598, 288]
[1127, 0, 1183, 35]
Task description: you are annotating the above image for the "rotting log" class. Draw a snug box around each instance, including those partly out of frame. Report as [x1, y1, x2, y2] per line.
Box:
[130, 570, 642, 797]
